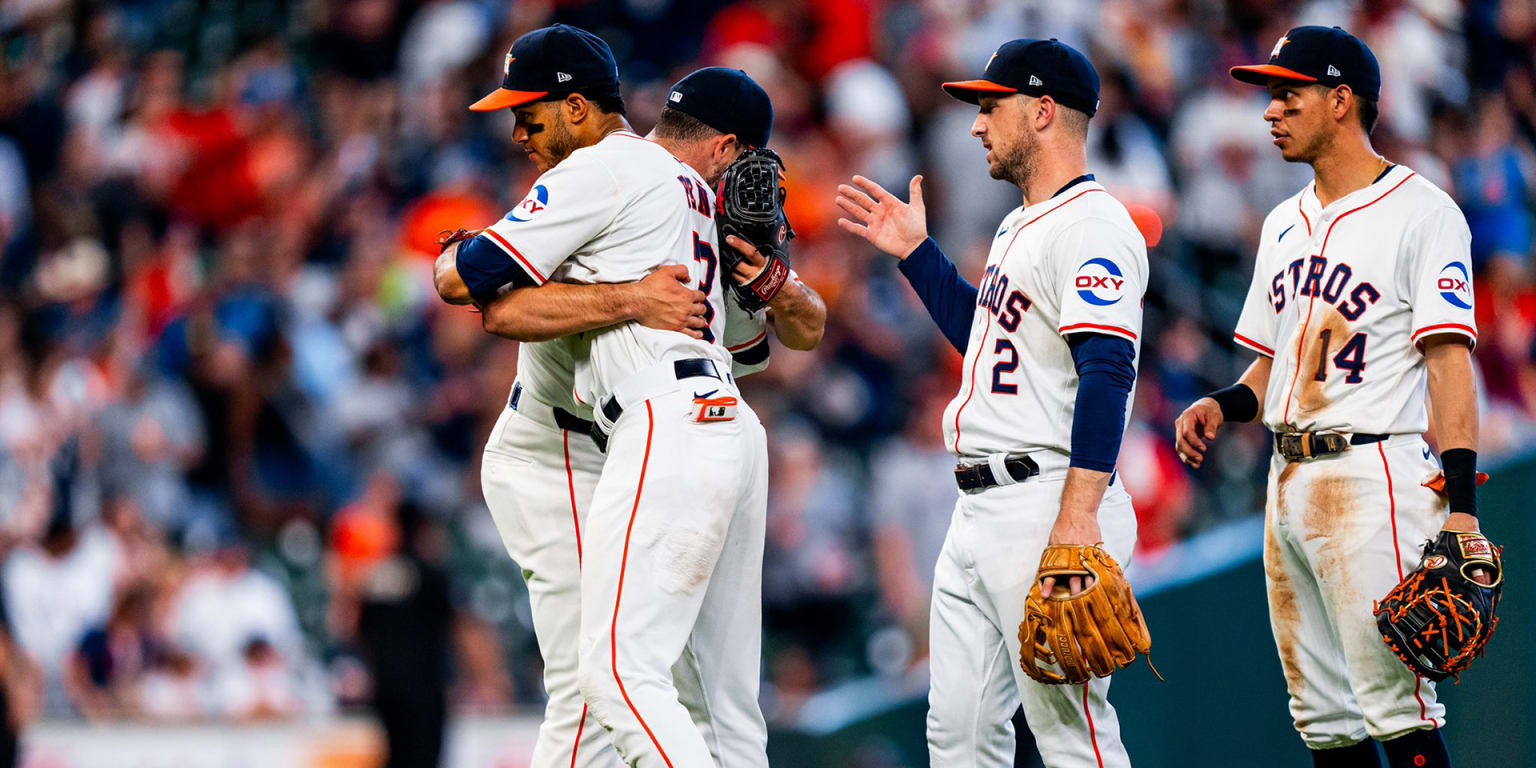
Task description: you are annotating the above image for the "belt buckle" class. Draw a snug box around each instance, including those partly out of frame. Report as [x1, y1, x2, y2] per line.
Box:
[1277, 433, 1305, 461]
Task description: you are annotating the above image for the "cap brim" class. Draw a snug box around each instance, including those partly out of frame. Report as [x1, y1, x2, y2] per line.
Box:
[940, 79, 1020, 104]
[468, 88, 550, 112]
[1229, 64, 1318, 87]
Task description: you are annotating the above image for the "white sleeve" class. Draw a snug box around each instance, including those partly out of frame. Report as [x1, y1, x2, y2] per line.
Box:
[1054, 217, 1146, 343]
[1233, 241, 1280, 357]
[1407, 205, 1477, 349]
[480, 152, 623, 285]
[723, 291, 770, 377]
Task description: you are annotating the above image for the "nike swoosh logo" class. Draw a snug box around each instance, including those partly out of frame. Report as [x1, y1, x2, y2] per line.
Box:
[694, 389, 719, 399]
[1278, 224, 1295, 242]
[995, 228, 1009, 239]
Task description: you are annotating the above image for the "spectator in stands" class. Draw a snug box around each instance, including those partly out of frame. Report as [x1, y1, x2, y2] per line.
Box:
[869, 380, 954, 667]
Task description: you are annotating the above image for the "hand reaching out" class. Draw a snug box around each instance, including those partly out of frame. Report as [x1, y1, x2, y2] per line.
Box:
[836, 175, 930, 259]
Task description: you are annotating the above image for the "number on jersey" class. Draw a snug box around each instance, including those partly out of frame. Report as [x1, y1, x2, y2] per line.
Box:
[1311, 329, 1368, 384]
[692, 232, 717, 343]
[991, 339, 1019, 394]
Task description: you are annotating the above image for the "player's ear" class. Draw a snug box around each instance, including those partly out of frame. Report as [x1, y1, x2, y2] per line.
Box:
[563, 93, 589, 124]
[1035, 94, 1056, 131]
[716, 134, 740, 164]
[1330, 85, 1351, 122]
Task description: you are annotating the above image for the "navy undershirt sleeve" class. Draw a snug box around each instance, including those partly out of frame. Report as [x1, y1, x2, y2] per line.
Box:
[896, 238, 978, 354]
[1067, 333, 1137, 473]
[456, 234, 539, 306]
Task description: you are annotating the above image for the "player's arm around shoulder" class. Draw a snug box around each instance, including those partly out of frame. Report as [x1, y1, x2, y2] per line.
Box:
[480, 267, 710, 342]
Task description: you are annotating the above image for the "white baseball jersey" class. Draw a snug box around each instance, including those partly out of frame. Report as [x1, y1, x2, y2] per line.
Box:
[942, 178, 1148, 458]
[1233, 165, 1476, 435]
[472, 131, 777, 768]
[478, 129, 768, 406]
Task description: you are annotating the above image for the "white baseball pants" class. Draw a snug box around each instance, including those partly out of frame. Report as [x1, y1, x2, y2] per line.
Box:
[481, 402, 619, 768]
[927, 457, 1139, 768]
[576, 383, 770, 768]
[1263, 433, 1448, 749]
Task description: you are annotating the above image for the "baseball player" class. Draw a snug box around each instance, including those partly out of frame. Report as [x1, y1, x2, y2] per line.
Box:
[434, 30, 818, 767]
[837, 40, 1147, 768]
[1174, 26, 1487, 768]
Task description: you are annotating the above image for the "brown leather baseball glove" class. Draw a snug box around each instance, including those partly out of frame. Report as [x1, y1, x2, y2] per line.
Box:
[1018, 543, 1158, 685]
[436, 228, 483, 253]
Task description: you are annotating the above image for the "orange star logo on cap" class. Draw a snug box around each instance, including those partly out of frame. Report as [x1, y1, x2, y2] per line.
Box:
[1270, 36, 1290, 59]
[504, 53, 515, 76]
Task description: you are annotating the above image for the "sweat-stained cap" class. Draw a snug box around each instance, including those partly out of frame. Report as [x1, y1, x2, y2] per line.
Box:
[665, 67, 774, 148]
[1230, 26, 1380, 101]
[942, 38, 1101, 116]
[469, 24, 620, 112]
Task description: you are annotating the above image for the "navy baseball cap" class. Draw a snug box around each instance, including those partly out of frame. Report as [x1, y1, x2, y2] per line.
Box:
[1230, 26, 1380, 101]
[942, 39, 1100, 116]
[470, 24, 620, 112]
[665, 67, 774, 148]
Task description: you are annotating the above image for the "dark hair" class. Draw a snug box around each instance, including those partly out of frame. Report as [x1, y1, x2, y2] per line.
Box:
[1356, 94, 1379, 134]
[1315, 84, 1378, 134]
[584, 87, 627, 117]
[652, 106, 725, 143]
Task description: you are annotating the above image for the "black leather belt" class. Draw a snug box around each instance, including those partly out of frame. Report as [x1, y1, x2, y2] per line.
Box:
[955, 454, 1040, 492]
[1275, 431, 1387, 461]
[590, 358, 724, 453]
[554, 408, 594, 434]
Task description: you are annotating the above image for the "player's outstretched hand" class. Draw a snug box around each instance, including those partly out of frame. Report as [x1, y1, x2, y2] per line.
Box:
[634, 265, 708, 339]
[836, 175, 929, 259]
[1174, 397, 1225, 468]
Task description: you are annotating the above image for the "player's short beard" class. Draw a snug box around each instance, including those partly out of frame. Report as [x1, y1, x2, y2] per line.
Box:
[543, 117, 580, 167]
[990, 128, 1037, 188]
[1285, 126, 1333, 165]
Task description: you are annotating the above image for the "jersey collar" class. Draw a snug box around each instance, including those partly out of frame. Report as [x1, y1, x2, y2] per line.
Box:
[1303, 163, 1411, 219]
[1053, 173, 1096, 199]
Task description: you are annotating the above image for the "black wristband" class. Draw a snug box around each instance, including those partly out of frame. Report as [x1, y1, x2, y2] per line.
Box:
[1206, 383, 1260, 423]
[1441, 448, 1478, 517]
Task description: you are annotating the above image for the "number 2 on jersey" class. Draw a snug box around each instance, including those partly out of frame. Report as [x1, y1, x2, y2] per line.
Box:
[991, 339, 1019, 394]
[1311, 328, 1367, 383]
[692, 232, 717, 343]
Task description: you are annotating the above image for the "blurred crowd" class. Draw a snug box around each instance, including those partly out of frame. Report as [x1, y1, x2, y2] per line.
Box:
[0, 0, 1532, 738]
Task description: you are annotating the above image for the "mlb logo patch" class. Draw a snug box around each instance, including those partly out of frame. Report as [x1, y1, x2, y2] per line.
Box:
[1458, 534, 1492, 559]
[694, 395, 738, 423]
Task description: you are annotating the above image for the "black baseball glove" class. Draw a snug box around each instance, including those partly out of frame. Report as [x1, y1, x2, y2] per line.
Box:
[716, 147, 795, 313]
[1374, 529, 1502, 682]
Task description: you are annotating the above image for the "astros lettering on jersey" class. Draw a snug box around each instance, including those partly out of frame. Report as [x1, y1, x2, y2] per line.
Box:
[944, 177, 1148, 459]
[1233, 165, 1476, 433]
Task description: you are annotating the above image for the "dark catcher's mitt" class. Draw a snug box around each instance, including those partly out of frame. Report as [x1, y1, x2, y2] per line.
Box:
[716, 147, 795, 313]
[1374, 530, 1503, 682]
[1018, 544, 1157, 685]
